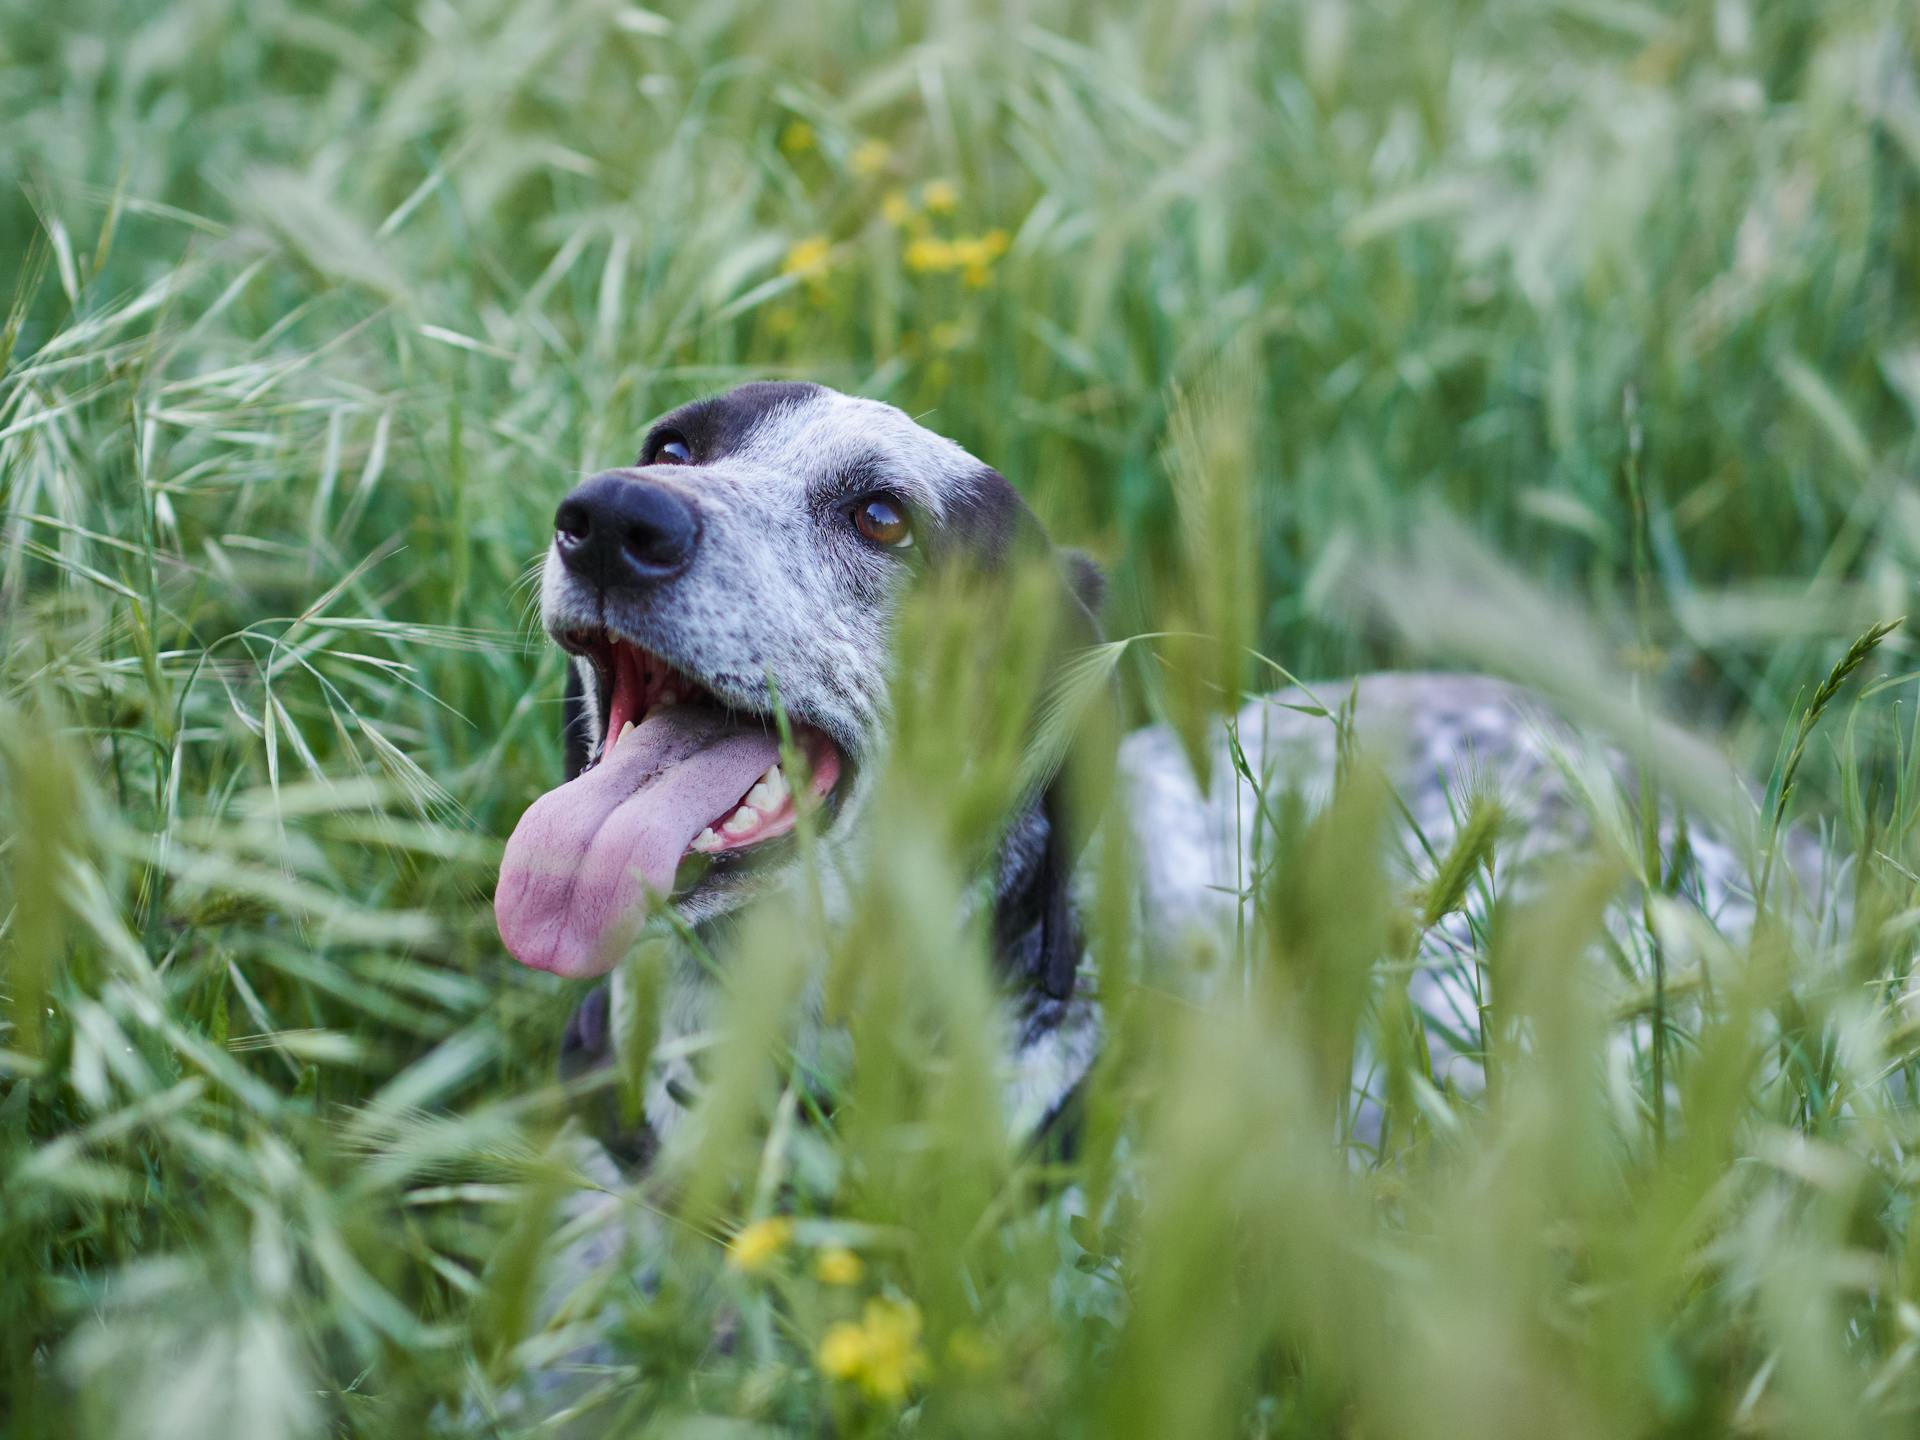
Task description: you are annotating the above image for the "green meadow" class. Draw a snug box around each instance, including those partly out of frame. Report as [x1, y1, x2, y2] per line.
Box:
[5, 0, 1920, 1434]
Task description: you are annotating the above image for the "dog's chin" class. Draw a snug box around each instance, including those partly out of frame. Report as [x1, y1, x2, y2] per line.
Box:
[665, 830, 816, 921]
[665, 870, 786, 935]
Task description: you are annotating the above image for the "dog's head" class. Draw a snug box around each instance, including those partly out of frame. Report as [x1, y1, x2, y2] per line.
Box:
[495, 381, 1102, 980]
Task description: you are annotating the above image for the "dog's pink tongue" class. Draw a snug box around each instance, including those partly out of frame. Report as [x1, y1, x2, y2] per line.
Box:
[495, 707, 780, 978]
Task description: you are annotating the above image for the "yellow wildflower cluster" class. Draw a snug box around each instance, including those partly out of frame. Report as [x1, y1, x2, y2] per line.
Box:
[902, 229, 1010, 287]
[881, 190, 915, 226]
[782, 235, 832, 279]
[817, 1297, 928, 1403]
[766, 154, 1009, 309]
[726, 1216, 793, 1274]
[814, 1246, 864, 1286]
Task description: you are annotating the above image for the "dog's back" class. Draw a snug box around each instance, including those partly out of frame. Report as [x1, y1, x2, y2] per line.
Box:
[1122, 671, 1816, 943]
[1115, 672, 1842, 1115]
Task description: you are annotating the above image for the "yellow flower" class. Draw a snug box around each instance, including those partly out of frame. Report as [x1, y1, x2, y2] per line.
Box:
[817, 1298, 927, 1402]
[782, 235, 832, 278]
[921, 231, 1008, 288]
[780, 119, 816, 154]
[814, 1246, 864, 1286]
[855, 1298, 927, 1401]
[880, 190, 915, 227]
[903, 237, 955, 273]
[922, 178, 959, 214]
[727, 1217, 793, 1274]
[952, 238, 991, 287]
[850, 139, 891, 177]
[817, 1319, 868, 1379]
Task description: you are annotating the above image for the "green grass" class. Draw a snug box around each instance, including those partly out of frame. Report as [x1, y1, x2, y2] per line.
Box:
[5, 0, 1920, 1435]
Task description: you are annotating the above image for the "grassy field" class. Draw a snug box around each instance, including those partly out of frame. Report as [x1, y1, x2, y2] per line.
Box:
[6, 0, 1920, 1434]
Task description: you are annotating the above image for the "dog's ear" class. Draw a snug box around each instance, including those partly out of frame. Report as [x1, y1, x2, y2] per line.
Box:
[956, 495, 1113, 1006]
[935, 465, 1117, 1005]
[562, 662, 593, 782]
[996, 534, 1115, 1004]
[1031, 547, 1110, 999]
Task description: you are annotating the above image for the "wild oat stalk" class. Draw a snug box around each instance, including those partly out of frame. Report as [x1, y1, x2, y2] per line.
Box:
[1417, 793, 1505, 933]
[1772, 618, 1904, 839]
[1758, 617, 1903, 908]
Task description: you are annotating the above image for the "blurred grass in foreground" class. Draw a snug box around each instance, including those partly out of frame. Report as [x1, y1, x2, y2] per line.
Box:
[5, 0, 1920, 1435]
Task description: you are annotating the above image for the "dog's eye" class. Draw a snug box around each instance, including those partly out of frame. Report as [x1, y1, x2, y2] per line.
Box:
[852, 496, 913, 548]
[651, 433, 692, 465]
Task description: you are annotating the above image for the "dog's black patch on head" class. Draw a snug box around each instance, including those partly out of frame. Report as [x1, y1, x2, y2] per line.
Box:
[934, 466, 1037, 574]
[640, 381, 825, 467]
[936, 468, 1103, 648]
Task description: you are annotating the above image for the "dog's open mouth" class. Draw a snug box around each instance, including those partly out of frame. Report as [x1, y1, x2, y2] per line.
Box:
[495, 632, 843, 978]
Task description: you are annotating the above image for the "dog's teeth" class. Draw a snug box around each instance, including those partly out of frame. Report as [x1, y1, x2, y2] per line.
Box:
[616, 719, 635, 751]
[691, 827, 721, 852]
[739, 765, 788, 814]
[721, 806, 759, 836]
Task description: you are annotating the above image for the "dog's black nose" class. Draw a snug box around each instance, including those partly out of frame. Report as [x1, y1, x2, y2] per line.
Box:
[554, 473, 699, 590]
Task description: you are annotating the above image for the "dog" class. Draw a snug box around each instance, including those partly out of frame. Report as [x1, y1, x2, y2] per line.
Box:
[496, 380, 1809, 1177]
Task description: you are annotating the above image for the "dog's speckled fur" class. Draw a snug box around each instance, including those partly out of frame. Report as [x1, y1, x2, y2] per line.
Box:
[531, 382, 1792, 1166]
